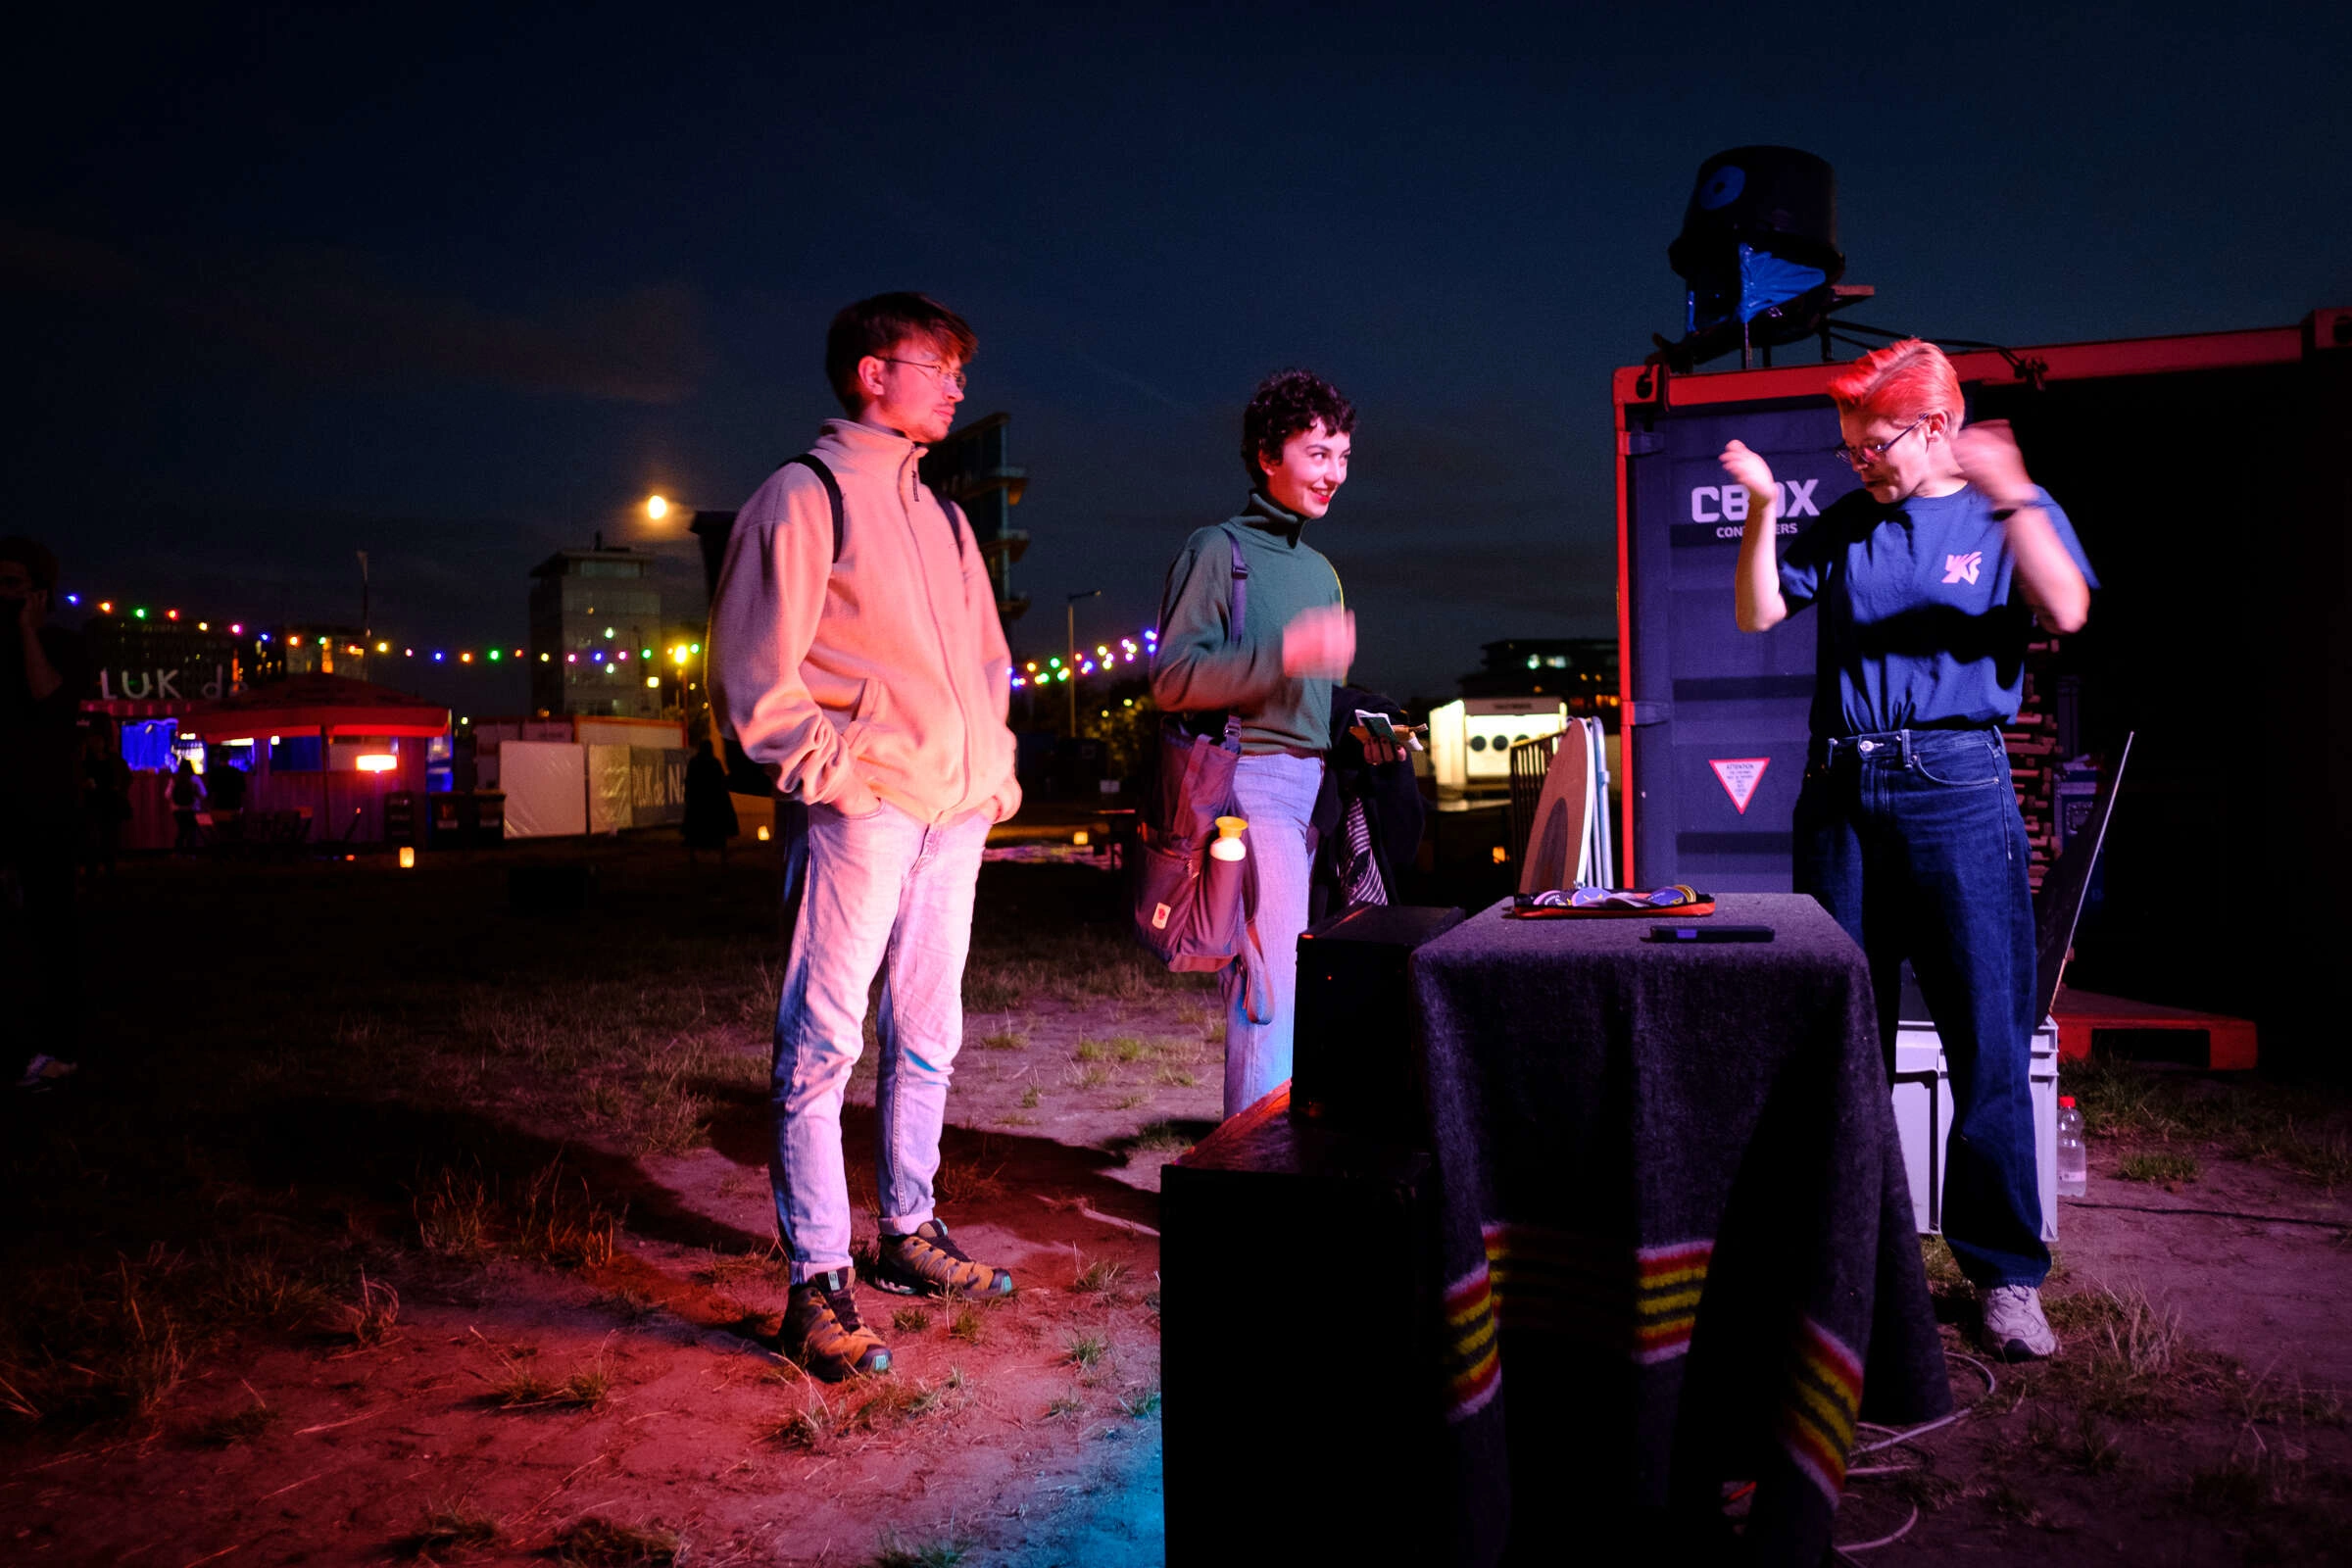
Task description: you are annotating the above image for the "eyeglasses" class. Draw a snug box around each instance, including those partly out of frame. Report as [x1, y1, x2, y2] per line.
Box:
[881, 357, 967, 392]
[1832, 415, 1927, 468]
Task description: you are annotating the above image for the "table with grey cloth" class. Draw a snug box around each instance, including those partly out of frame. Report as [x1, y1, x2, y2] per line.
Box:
[1411, 892, 1950, 1566]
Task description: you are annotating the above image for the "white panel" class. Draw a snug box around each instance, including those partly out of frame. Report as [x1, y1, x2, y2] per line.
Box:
[499, 742, 586, 838]
[585, 743, 632, 832]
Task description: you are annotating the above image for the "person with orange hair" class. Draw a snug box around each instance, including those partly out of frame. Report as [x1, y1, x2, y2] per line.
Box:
[1722, 338, 2093, 1362]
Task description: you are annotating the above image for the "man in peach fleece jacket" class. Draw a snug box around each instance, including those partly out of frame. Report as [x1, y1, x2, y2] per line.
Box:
[710, 292, 1021, 1381]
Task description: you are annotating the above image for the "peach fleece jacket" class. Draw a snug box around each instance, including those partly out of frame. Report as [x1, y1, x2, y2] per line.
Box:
[709, 418, 1020, 825]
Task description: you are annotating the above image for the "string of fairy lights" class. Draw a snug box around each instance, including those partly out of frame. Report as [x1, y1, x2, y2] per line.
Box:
[59, 592, 703, 672]
[1010, 628, 1156, 688]
[64, 589, 1160, 689]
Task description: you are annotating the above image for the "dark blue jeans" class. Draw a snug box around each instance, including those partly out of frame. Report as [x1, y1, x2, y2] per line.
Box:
[1793, 727, 2049, 1290]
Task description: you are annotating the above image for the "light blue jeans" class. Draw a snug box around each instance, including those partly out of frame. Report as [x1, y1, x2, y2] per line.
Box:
[1219, 752, 1325, 1118]
[771, 800, 992, 1283]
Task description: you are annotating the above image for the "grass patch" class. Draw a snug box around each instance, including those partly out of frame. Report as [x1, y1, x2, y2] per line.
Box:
[1113, 1092, 1152, 1110]
[1018, 1087, 1043, 1109]
[2061, 1056, 2351, 1183]
[2040, 1282, 2225, 1419]
[413, 1157, 620, 1269]
[1118, 1384, 1162, 1419]
[1074, 1065, 1111, 1090]
[1045, 1388, 1084, 1418]
[1073, 1040, 1107, 1062]
[893, 1306, 936, 1334]
[1065, 1332, 1109, 1369]
[395, 1501, 502, 1561]
[348, 1270, 401, 1347]
[1128, 1120, 1192, 1152]
[552, 1516, 681, 1565]
[1069, 1259, 1127, 1295]
[981, 1026, 1028, 1052]
[2116, 1150, 2201, 1183]
[948, 1307, 985, 1345]
[1155, 1065, 1199, 1088]
[872, 1529, 973, 1567]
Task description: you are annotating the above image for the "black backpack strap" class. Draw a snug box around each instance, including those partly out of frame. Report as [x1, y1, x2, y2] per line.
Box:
[781, 454, 846, 563]
[939, 495, 969, 561]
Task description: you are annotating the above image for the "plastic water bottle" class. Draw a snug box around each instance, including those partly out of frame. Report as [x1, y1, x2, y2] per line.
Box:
[2056, 1096, 2087, 1198]
[1210, 814, 1249, 862]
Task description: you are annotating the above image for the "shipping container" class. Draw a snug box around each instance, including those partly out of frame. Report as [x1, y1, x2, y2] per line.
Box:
[1613, 313, 2352, 1062]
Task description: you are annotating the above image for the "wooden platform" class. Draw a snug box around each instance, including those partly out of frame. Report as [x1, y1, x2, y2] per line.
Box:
[2051, 986, 2258, 1070]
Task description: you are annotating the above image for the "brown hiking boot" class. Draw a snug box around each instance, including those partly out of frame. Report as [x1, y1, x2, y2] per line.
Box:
[869, 1220, 1014, 1299]
[782, 1267, 890, 1381]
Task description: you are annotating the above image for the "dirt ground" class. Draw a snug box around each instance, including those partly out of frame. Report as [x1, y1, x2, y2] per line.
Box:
[4, 829, 2349, 1566]
[3, 832, 1209, 1567]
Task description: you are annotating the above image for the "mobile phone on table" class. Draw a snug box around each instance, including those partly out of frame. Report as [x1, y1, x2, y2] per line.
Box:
[1643, 924, 1775, 943]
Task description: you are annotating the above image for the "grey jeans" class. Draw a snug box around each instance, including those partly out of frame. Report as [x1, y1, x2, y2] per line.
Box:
[1217, 751, 1325, 1117]
[770, 800, 991, 1282]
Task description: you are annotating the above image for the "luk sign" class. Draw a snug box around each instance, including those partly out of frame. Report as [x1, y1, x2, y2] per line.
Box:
[1709, 758, 1770, 816]
[96, 664, 232, 703]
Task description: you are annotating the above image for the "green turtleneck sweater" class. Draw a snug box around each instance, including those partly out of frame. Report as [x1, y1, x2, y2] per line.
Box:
[1150, 492, 1347, 755]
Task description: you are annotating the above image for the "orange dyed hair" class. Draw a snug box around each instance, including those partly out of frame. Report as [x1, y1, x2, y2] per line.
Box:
[1826, 338, 1964, 426]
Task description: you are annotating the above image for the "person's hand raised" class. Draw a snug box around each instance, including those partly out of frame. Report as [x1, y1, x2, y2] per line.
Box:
[1952, 419, 2035, 510]
[1281, 605, 1355, 679]
[1719, 440, 1776, 506]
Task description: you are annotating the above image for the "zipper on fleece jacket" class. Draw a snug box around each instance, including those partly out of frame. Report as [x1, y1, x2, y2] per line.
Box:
[899, 449, 974, 814]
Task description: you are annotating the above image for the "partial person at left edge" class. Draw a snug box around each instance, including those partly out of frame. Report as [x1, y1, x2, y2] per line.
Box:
[0, 536, 94, 1091]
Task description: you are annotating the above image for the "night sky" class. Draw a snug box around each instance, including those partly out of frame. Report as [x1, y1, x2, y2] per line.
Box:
[13, 2, 2348, 716]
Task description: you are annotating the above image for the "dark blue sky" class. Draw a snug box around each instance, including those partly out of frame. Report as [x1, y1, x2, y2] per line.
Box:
[13, 1, 2348, 712]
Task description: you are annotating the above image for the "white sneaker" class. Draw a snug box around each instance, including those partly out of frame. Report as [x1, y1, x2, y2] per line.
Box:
[1980, 1284, 2057, 1361]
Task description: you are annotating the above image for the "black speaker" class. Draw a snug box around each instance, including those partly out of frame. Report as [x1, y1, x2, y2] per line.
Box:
[1291, 904, 1464, 1139]
[1668, 144, 1844, 288]
[1161, 1104, 1446, 1566]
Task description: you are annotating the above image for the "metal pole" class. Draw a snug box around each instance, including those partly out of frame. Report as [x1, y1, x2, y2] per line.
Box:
[1064, 588, 1101, 738]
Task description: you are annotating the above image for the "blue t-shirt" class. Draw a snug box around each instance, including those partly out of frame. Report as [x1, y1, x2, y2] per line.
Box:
[1777, 482, 2096, 738]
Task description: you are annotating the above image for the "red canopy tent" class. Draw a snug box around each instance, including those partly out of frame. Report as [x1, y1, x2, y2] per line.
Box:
[178, 673, 450, 741]
[179, 674, 450, 844]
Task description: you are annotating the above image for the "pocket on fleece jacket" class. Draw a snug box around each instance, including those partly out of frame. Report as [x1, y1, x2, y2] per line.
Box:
[839, 676, 882, 757]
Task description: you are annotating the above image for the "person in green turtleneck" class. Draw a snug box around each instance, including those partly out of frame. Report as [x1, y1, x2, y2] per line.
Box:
[1152, 368, 1390, 1117]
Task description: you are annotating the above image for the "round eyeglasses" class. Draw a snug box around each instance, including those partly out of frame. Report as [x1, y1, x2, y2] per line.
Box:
[882, 357, 967, 392]
[1832, 415, 1927, 468]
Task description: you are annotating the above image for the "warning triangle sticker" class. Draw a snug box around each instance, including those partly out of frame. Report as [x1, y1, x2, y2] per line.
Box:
[1709, 758, 1771, 815]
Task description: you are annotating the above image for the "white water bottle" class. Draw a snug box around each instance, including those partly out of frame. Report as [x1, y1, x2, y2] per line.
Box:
[2056, 1096, 2087, 1198]
[1210, 814, 1249, 862]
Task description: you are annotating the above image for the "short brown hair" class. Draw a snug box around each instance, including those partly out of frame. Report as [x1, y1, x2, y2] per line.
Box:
[824, 292, 978, 414]
[1827, 338, 1965, 427]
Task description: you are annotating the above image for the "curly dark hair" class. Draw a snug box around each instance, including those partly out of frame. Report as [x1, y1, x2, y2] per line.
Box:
[1241, 368, 1355, 487]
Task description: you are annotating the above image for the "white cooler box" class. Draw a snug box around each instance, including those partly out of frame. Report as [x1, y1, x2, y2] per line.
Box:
[1889, 1012, 2060, 1243]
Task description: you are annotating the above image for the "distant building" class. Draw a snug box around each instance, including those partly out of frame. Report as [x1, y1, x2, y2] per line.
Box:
[282, 624, 376, 684]
[918, 412, 1029, 622]
[527, 548, 665, 717]
[1459, 637, 1619, 718]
